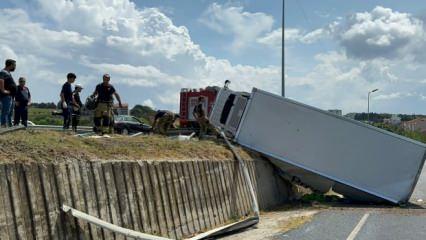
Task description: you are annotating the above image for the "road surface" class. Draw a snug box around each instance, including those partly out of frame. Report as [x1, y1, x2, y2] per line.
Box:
[221, 164, 426, 240]
[277, 164, 426, 240]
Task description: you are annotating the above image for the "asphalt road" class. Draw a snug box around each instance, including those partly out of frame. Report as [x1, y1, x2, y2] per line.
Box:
[275, 164, 426, 240]
[276, 209, 426, 240]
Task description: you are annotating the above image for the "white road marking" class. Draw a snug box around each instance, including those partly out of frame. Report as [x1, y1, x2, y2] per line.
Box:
[346, 213, 370, 240]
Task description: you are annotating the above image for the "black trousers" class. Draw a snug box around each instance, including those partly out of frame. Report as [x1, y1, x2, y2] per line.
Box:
[72, 109, 81, 132]
[14, 105, 28, 127]
[62, 104, 72, 129]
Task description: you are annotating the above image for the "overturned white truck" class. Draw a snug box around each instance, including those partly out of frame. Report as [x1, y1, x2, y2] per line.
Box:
[209, 87, 426, 204]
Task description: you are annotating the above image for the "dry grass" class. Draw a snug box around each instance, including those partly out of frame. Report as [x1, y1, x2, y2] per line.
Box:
[220, 210, 318, 240]
[277, 214, 314, 233]
[0, 130, 253, 163]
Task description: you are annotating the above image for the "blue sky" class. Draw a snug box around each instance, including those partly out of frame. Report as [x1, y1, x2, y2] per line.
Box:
[1, 0, 426, 114]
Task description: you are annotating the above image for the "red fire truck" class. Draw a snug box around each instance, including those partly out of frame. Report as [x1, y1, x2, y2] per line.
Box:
[179, 86, 220, 128]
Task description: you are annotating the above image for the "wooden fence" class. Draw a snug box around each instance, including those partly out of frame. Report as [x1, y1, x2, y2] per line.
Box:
[0, 159, 282, 240]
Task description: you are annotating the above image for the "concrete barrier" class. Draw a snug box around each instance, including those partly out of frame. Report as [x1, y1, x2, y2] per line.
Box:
[0, 158, 292, 239]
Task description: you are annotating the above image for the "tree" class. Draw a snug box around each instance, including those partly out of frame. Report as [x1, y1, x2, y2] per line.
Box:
[31, 102, 57, 109]
[130, 105, 157, 124]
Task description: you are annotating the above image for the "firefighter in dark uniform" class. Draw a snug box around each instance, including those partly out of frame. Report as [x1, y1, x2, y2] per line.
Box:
[13, 77, 31, 127]
[193, 96, 209, 139]
[152, 110, 179, 135]
[91, 74, 122, 134]
[71, 84, 83, 132]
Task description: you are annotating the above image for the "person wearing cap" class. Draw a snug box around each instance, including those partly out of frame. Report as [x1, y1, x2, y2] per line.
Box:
[71, 84, 83, 132]
[13, 77, 31, 127]
[60, 73, 76, 130]
[152, 110, 179, 135]
[91, 74, 122, 134]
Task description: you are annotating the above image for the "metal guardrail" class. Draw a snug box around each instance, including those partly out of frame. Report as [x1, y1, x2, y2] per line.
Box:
[29, 125, 92, 131]
[0, 124, 93, 135]
[62, 205, 171, 240]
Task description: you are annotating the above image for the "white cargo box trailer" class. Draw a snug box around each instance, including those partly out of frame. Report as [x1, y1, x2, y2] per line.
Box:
[209, 88, 426, 204]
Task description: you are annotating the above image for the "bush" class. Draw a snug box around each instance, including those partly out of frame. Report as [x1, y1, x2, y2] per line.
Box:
[373, 122, 426, 143]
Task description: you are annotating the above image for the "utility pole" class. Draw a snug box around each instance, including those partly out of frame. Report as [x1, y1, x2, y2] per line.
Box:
[367, 89, 379, 123]
[282, 0, 285, 97]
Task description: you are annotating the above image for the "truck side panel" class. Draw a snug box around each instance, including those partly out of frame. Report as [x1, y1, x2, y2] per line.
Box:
[234, 88, 426, 203]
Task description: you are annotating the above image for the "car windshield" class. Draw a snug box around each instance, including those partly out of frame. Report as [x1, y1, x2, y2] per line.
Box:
[120, 116, 140, 123]
[115, 115, 125, 121]
[131, 117, 142, 123]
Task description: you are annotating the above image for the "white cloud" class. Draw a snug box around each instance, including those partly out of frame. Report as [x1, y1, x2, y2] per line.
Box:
[158, 93, 180, 106]
[0, 45, 18, 60]
[270, 6, 426, 61]
[200, 3, 274, 51]
[257, 28, 283, 47]
[332, 6, 425, 60]
[285, 51, 408, 111]
[82, 58, 187, 87]
[301, 28, 327, 44]
[0, 8, 93, 57]
[142, 99, 156, 109]
[258, 27, 330, 47]
[374, 92, 414, 100]
[0, 0, 282, 109]
[263, 6, 426, 114]
[257, 28, 301, 47]
[6, 1, 426, 114]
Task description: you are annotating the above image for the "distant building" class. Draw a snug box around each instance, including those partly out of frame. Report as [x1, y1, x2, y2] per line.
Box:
[383, 114, 401, 126]
[328, 109, 342, 116]
[402, 118, 426, 133]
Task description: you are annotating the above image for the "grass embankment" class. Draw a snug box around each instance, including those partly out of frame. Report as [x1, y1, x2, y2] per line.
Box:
[0, 130, 251, 163]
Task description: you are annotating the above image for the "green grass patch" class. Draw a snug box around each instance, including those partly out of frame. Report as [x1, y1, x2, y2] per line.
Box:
[28, 107, 92, 126]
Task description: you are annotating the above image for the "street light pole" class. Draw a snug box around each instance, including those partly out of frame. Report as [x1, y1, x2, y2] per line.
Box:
[367, 89, 379, 123]
[282, 0, 285, 97]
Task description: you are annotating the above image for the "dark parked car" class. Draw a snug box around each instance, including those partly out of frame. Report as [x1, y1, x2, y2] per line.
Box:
[114, 115, 152, 135]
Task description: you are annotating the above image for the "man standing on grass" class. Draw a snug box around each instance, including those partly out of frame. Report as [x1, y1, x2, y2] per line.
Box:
[14, 77, 31, 127]
[0, 59, 17, 128]
[91, 74, 122, 134]
[60, 73, 76, 130]
[193, 96, 208, 139]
